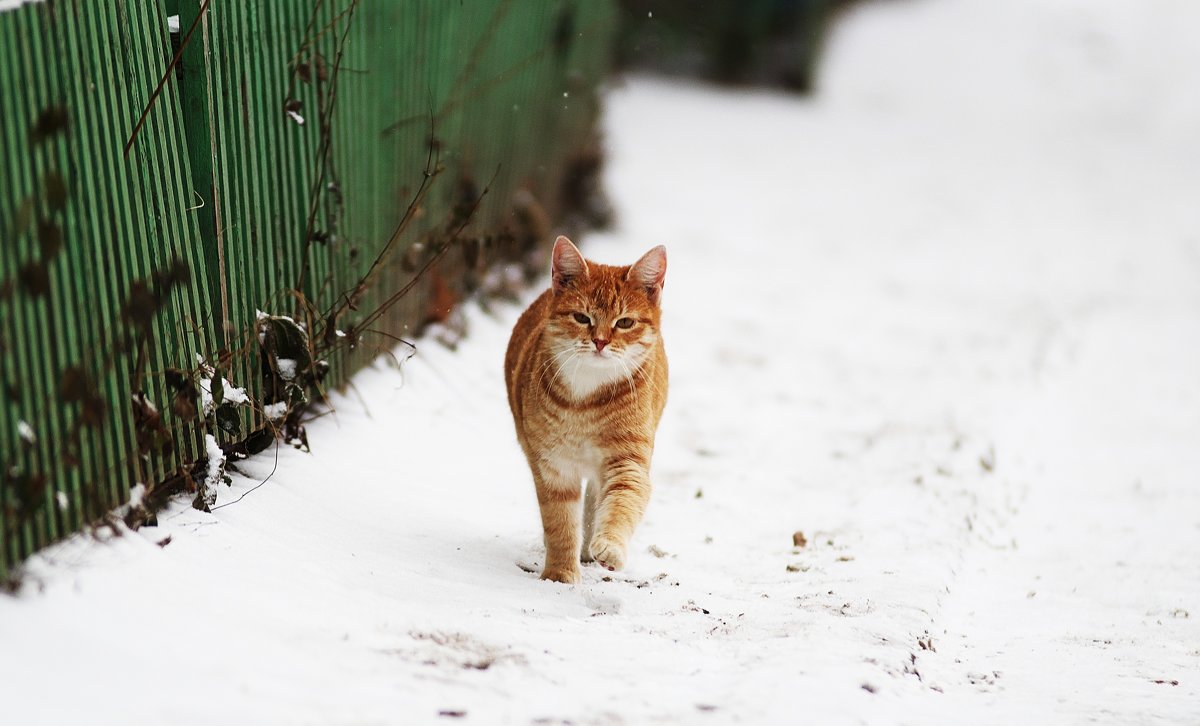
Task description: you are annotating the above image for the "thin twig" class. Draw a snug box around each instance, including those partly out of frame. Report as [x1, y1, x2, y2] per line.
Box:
[287, 1, 357, 69]
[124, 0, 212, 158]
[210, 435, 281, 511]
[355, 329, 417, 369]
[355, 165, 500, 333]
[358, 328, 416, 350]
[294, 0, 360, 304]
[317, 110, 441, 329]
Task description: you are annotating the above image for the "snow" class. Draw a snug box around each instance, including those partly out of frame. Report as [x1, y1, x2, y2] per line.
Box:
[127, 483, 146, 510]
[0, 0, 43, 13]
[16, 419, 34, 444]
[130, 393, 158, 414]
[256, 311, 306, 339]
[2, 0, 1199, 723]
[263, 401, 289, 420]
[196, 434, 226, 508]
[197, 364, 249, 415]
[275, 358, 298, 381]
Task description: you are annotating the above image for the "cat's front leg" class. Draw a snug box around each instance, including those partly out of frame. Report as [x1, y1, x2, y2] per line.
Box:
[533, 465, 583, 584]
[589, 454, 652, 571]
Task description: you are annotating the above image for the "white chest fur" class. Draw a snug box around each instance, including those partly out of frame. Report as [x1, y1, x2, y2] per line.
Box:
[563, 354, 626, 399]
[552, 343, 647, 401]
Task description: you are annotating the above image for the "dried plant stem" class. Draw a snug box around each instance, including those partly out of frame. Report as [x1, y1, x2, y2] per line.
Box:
[354, 165, 499, 335]
[124, 0, 212, 159]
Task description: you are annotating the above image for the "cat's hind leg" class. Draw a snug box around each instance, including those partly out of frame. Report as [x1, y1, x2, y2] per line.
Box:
[581, 478, 600, 563]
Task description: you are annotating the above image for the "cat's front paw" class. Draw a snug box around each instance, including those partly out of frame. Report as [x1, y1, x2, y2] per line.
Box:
[588, 536, 627, 571]
[540, 565, 581, 584]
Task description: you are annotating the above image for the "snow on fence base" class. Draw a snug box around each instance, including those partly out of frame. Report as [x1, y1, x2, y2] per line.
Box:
[0, 0, 617, 581]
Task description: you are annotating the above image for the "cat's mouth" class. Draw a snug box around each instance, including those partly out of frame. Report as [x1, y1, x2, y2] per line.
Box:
[591, 346, 623, 361]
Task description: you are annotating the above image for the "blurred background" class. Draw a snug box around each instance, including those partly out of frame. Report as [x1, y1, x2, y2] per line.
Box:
[615, 0, 850, 92]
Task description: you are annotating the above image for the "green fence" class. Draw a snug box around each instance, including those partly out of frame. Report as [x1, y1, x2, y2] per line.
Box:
[0, 0, 616, 582]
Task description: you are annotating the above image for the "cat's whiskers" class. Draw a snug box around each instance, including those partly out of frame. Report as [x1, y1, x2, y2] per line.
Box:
[571, 346, 587, 385]
[551, 349, 581, 392]
[625, 339, 665, 399]
[532, 349, 561, 391]
[616, 353, 638, 405]
[636, 369, 666, 404]
[535, 344, 576, 394]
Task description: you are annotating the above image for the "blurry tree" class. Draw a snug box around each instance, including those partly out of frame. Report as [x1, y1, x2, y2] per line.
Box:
[615, 0, 854, 93]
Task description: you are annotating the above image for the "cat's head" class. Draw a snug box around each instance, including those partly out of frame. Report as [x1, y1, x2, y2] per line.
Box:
[544, 236, 666, 391]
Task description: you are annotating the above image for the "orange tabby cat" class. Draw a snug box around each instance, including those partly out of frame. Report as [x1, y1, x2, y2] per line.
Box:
[505, 236, 668, 584]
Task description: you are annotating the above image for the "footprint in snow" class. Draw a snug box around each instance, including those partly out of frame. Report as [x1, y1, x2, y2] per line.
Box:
[583, 589, 623, 614]
[385, 631, 526, 671]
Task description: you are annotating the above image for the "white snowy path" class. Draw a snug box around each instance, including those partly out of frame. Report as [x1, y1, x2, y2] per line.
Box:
[3, 1, 1199, 723]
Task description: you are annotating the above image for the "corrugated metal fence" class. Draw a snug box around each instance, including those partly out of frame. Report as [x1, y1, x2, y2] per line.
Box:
[0, 0, 616, 581]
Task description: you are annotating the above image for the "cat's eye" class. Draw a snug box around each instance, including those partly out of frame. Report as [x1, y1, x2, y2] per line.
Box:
[572, 312, 591, 325]
[615, 317, 634, 329]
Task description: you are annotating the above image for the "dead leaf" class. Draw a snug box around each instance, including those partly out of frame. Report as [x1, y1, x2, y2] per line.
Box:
[44, 170, 68, 211]
[37, 218, 62, 259]
[29, 105, 69, 144]
[18, 262, 50, 296]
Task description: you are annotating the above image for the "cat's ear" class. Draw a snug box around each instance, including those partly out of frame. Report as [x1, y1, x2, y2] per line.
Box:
[628, 245, 667, 304]
[551, 235, 588, 293]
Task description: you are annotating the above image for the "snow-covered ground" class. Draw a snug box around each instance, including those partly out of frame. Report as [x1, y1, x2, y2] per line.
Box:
[3, 0, 1199, 723]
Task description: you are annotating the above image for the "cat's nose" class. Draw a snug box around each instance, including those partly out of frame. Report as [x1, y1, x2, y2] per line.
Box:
[592, 337, 609, 352]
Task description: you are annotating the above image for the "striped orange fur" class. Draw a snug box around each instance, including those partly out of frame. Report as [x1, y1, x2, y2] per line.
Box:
[505, 236, 668, 584]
